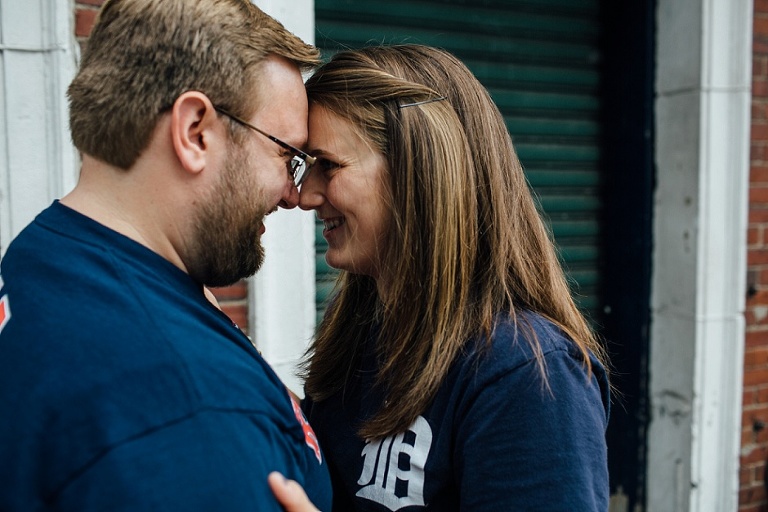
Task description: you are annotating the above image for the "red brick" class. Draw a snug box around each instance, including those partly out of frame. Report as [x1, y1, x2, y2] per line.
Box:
[754, 104, 768, 122]
[739, 483, 767, 504]
[752, 186, 768, 205]
[743, 427, 756, 447]
[757, 463, 767, 486]
[756, 16, 768, 39]
[747, 331, 768, 349]
[755, 78, 768, 97]
[738, 503, 766, 512]
[746, 324, 768, 340]
[742, 465, 756, 487]
[210, 280, 248, 301]
[749, 249, 768, 266]
[757, 290, 768, 305]
[75, 8, 98, 37]
[751, 143, 768, 162]
[746, 347, 768, 368]
[220, 304, 248, 334]
[746, 326, 768, 336]
[752, 166, 768, 184]
[741, 428, 760, 452]
[745, 307, 768, 329]
[747, 388, 760, 406]
[755, 57, 768, 78]
[743, 366, 768, 386]
[754, 211, 768, 228]
[752, 142, 768, 162]
[743, 407, 768, 427]
[757, 38, 768, 57]
[753, 123, 768, 142]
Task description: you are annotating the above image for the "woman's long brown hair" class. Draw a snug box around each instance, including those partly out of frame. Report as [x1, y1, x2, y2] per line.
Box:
[302, 45, 607, 439]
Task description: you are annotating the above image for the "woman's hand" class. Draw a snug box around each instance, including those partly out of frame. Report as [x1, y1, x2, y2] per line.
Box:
[268, 472, 320, 512]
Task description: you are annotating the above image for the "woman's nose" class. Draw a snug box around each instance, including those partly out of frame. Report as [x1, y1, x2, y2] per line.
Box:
[298, 170, 323, 211]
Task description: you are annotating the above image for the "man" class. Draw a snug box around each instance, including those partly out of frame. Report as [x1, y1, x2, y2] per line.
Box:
[0, 1, 331, 510]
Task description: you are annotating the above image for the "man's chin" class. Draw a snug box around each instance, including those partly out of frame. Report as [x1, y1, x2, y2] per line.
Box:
[197, 246, 265, 288]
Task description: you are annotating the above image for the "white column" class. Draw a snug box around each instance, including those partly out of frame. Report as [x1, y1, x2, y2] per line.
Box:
[0, 0, 78, 255]
[249, 0, 317, 395]
[648, 0, 751, 510]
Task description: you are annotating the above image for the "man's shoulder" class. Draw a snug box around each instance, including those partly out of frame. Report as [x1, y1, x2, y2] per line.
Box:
[2, 202, 110, 283]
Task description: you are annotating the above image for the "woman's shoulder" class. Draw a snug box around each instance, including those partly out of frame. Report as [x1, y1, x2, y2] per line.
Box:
[455, 309, 609, 412]
[467, 310, 573, 365]
[458, 311, 605, 386]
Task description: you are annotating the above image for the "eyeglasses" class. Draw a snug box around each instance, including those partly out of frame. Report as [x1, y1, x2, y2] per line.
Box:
[214, 107, 315, 186]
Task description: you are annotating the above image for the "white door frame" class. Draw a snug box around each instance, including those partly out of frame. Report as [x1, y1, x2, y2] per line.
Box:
[0, 0, 78, 255]
[648, 0, 751, 510]
[249, 0, 317, 395]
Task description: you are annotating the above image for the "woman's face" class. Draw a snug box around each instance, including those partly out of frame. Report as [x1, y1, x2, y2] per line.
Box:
[299, 104, 390, 280]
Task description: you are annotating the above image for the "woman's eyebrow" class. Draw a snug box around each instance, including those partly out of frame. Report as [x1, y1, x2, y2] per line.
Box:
[308, 148, 336, 158]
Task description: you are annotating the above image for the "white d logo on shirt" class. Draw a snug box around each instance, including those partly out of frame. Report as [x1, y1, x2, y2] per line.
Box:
[355, 415, 433, 511]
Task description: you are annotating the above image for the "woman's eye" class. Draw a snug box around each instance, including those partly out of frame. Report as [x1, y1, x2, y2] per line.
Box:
[317, 158, 340, 173]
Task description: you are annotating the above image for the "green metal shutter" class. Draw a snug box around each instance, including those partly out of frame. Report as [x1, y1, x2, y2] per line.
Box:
[314, 0, 603, 323]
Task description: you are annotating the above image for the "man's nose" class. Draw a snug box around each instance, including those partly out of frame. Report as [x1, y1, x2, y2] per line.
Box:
[278, 182, 299, 209]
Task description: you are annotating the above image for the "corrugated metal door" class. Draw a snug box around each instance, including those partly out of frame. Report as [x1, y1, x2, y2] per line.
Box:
[313, 0, 604, 325]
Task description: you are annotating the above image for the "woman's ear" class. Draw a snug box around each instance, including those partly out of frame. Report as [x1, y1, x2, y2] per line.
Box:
[170, 91, 220, 175]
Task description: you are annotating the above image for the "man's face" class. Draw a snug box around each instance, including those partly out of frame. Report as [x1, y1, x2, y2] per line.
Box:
[189, 139, 268, 287]
[187, 55, 309, 286]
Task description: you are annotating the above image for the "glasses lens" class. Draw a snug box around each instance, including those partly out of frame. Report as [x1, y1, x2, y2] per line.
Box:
[291, 157, 310, 186]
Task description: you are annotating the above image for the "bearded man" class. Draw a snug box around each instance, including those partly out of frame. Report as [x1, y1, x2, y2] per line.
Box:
[0, 1, 330, 510]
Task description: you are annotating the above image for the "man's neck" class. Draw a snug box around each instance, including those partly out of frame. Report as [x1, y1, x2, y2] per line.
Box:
[61, 155, 189, 275]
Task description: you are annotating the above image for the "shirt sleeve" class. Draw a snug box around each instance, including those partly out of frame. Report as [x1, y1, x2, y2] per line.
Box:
[52, 409, 302, 512]
[454, 348, 609, 512]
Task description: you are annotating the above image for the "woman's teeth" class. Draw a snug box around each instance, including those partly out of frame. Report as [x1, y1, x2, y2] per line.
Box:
[324, 218, 345, 230]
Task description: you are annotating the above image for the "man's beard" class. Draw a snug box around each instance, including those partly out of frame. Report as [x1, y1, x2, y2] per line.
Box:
[187, 145, 269, 287]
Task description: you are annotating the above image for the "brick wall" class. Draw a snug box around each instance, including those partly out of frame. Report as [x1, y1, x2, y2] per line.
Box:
[744, 1, 768, 510]
[73, 0, 249, 334]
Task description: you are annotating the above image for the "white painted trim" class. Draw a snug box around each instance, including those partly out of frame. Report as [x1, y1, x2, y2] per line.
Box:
[649, 0, 751, 510]
[0, 0, 78, 256]
[248, 0, 316, 396]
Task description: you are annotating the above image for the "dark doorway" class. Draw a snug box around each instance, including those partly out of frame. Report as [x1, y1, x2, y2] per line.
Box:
[599, 0, 655, 509]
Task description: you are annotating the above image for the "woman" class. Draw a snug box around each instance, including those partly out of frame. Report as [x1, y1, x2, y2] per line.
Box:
[295, 44, 610, 511]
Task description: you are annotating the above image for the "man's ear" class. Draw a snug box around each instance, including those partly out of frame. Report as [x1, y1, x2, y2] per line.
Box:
[170, 91, 221, 175]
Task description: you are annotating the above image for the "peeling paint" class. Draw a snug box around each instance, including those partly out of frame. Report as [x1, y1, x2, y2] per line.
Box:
[656, 390, 692, 425]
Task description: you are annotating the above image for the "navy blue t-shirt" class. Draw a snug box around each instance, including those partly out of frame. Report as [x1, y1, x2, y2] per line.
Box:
[0, 201, 332, 511]
[303, 312, 609, 511]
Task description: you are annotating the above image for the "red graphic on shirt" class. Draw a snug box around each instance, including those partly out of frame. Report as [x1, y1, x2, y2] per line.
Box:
[290, 395, 322, 463]
[0, 295, 10, 334]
